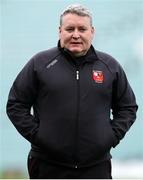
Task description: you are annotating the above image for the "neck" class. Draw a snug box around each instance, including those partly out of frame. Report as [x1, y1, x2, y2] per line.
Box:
[72, 51, 87, 57]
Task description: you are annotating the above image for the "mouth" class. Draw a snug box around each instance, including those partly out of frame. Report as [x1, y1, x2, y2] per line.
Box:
[70, 42, 82, 45]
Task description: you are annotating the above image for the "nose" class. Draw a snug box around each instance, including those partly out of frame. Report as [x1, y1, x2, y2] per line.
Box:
[72, 30, 80, 39]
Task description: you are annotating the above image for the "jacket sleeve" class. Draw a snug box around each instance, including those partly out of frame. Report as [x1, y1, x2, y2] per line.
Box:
[111, 65, 138, 147]
[6, 57, 39, 144]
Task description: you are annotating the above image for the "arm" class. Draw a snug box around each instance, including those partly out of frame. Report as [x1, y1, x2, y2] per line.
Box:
[6, 57, 39, 144]
[111, 65, 138, 147]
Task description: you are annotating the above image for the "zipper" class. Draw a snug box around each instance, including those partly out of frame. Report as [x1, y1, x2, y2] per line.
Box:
[73, 69, 80, 168]
[76, 70, 79, 80]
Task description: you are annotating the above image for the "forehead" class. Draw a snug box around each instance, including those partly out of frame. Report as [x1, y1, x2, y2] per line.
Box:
[61, 13, 91, 27]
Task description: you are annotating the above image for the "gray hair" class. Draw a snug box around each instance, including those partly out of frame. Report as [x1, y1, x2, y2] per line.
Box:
[60, 4, 93, 26]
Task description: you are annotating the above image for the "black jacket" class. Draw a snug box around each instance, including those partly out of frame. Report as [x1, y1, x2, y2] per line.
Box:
[6, 44, 138, 168]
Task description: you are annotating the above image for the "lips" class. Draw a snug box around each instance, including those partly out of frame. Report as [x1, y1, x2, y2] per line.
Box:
[70, 42, 82, 45]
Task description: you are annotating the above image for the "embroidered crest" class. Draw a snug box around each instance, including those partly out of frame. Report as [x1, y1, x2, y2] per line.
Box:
[92, 70, 104, 83]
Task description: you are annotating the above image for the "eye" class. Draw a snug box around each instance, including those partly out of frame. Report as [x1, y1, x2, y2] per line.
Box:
[65, 27, 74, 32]
[79, 27, 87, 32]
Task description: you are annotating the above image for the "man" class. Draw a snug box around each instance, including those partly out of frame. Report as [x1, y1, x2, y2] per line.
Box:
[6, 4, 138, 179]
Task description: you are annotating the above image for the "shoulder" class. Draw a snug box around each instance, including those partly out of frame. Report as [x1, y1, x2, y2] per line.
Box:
[20, 47, 62, 74]
[95, 49, 123, 73]
[27, 47, 62, 70]
[33, 47, 61, 61]
[95, 50, 118, 64]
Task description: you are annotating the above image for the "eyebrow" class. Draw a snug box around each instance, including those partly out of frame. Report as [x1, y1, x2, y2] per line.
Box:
[65, 25, 88, 28]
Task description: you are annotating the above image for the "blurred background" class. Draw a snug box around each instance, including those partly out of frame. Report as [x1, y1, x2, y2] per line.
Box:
[1, 0, 143, 178]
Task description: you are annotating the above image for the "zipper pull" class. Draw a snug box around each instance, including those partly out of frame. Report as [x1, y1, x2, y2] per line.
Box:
[76, 70, 79, 80]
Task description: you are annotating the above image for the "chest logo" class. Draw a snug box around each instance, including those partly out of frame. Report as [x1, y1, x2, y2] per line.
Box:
[92, 70, 104, 83]
[46, 59, 58, 69]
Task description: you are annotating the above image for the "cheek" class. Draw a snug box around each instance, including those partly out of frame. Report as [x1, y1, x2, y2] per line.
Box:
[60, 33, 70, 41]
[84, 35, 93, 44]
[82, 39, 90, 46]
[59, 33, 64, 41]
[62, 37, 72, 46]
[60, 36, 71, 48]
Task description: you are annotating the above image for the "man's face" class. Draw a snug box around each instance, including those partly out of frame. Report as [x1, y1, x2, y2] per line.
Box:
[59, 13, 95, 57]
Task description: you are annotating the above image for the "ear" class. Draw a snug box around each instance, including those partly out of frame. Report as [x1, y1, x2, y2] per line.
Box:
[91, 26, 95, 34]
[59, 26, 62, 38]
[59, 26, 62, 33]
[91, 26, 95, 39]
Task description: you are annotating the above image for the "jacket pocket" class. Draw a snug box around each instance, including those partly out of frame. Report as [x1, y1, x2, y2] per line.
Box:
[79, 119, 119, 163]
[109, 122, 119, 148]
[93, 120, 118, 154]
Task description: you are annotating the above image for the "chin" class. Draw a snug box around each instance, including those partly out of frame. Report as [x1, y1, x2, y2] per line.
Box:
[69, 49, 86, 56]
[70, 48, 82, 52]
[70, 48, 82, 53]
